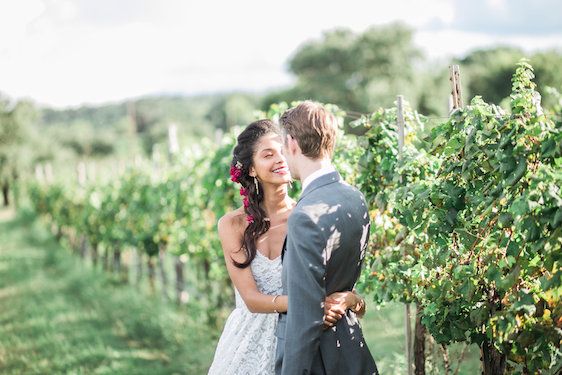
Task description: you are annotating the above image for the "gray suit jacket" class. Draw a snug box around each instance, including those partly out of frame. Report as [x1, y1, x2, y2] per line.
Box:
[275, 171, 378, 375]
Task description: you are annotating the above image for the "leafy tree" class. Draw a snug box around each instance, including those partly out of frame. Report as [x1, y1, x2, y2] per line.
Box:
[206, 94, 258, 131]
[460, 47, 562, 107]
[268, 23, 422, 113]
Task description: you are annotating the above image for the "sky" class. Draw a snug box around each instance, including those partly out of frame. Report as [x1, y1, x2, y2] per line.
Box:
[0, 0, 561, 108]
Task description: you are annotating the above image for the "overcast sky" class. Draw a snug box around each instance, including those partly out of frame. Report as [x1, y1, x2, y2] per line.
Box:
[0, 0, 561, 108]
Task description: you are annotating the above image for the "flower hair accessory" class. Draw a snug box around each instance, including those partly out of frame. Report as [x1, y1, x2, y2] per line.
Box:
[230, 161, 243, 183]
[230, 161, 254, 224]
[240, 187, 250, 208]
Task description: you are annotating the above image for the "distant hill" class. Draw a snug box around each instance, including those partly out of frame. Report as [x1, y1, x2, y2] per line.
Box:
[38, 94, 221, 136]
[34, 92, 261, 157]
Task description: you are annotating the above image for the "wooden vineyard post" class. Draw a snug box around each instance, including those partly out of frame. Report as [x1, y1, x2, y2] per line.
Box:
[147, 256, 156, 293]
[103, 244, 110, 271]
[76, 159, 87, 265]
[448, 95, 454, 114]
[91, 242, 99, 268]
[77, 161, 87, 187]
[34, 164, 45, 184]
[168, 123, 180, 158]
[166, 123, 188, 305]
[158, 244, 170, 300]
[397, 95, 405, 153]
[215, 128, 224, 145]
[135, 248, 144, 288]
[88, 161, 97, 183]
[79, 235, 87, 259]
[42, 163, 60, 239]
[397, 95, 414, 375]
[76, 161, 88, 261]
[44, 163, 54, 184]
[414, 305, 427, 375]
[449, 65, 463, 111]
[112, 246, 122, 275]
[175, 255, 187, 305]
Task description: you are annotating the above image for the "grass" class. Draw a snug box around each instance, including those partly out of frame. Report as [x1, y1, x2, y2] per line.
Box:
[0, 209, 215, 374]
[0, 207, 482, 374]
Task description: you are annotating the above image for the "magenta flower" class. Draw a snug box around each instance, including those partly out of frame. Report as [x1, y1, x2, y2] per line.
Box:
[243, 197, 250, 208]
[230, 165, 242, 183]
[246, 215, 254, 223]
[240, 187, 248, 196]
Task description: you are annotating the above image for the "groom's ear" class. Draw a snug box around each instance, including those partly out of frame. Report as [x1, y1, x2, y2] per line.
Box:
[287, 134, 300, 155]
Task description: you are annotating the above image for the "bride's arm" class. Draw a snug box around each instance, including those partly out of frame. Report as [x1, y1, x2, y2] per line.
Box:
[218, 213, 288, 314]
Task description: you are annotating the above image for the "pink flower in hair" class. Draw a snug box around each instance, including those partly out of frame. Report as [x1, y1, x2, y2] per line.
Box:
[243, 196, 250, 208]
[240, 187, 248, 196]
[230, 165, 242, 183]
[246, 215, 254, 223]
[230, 161, 244, 183]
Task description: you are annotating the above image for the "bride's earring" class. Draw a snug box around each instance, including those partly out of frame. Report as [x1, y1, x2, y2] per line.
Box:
[254, 177, 259, 195]
[288, 179, 293, 189]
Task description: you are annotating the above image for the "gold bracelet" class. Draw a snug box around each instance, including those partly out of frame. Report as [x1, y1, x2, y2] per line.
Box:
[272, 295, 279, 313]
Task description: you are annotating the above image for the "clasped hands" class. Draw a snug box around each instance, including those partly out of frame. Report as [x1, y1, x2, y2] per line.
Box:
[322, 290, 365, 328]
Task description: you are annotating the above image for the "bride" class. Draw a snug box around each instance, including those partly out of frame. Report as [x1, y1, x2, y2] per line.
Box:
[208, 119, 366, 374]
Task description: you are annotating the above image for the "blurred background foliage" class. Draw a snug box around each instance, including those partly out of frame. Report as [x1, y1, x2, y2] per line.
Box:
[1, 23, 562, 206]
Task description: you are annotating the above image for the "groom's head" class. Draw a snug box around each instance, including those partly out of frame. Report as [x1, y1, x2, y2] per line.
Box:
[279, 101, 337, 180]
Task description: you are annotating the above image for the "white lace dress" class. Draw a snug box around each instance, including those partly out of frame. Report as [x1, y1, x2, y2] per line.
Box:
[208, 252, 283, 375]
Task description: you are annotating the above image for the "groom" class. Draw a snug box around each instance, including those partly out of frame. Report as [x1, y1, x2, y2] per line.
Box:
[275, 101, 378, 375]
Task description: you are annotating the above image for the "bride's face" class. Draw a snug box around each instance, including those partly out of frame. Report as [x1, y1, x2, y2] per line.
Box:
[251, 133, 292, 185]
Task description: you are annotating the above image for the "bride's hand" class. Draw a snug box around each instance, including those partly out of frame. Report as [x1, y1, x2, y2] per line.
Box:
[323, 291, 354, 328]
[323, 291, 366, 328]
[323, 297, 346, 328]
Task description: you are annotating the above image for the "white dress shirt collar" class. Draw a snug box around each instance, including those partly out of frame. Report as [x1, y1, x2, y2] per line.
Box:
[301, 165, 336, 192]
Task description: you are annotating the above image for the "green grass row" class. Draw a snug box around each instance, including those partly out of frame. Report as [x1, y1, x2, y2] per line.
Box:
[0, 210, 215, 374]
[0, 209, 481, 374]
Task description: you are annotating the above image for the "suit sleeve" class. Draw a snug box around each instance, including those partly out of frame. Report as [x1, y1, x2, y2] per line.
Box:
[281, 211, 327, 375]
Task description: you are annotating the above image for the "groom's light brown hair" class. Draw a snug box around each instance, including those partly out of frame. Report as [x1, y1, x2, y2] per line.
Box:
[279, 101, 337, 159]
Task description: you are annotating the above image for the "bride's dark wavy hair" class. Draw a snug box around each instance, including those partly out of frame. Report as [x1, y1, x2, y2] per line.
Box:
[231, 119, 277, 268]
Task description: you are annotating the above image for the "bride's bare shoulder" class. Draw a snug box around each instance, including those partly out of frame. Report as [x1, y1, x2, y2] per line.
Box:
[217, 207, 246, 236]
[218, 208, 246, 259]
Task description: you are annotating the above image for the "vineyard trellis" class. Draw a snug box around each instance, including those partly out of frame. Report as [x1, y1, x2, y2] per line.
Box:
[27, 61, 561, 374]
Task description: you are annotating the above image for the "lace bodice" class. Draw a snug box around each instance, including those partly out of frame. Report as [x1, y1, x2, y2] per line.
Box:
[208, 251, 283, 375]
[235, 252, 283, 309]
